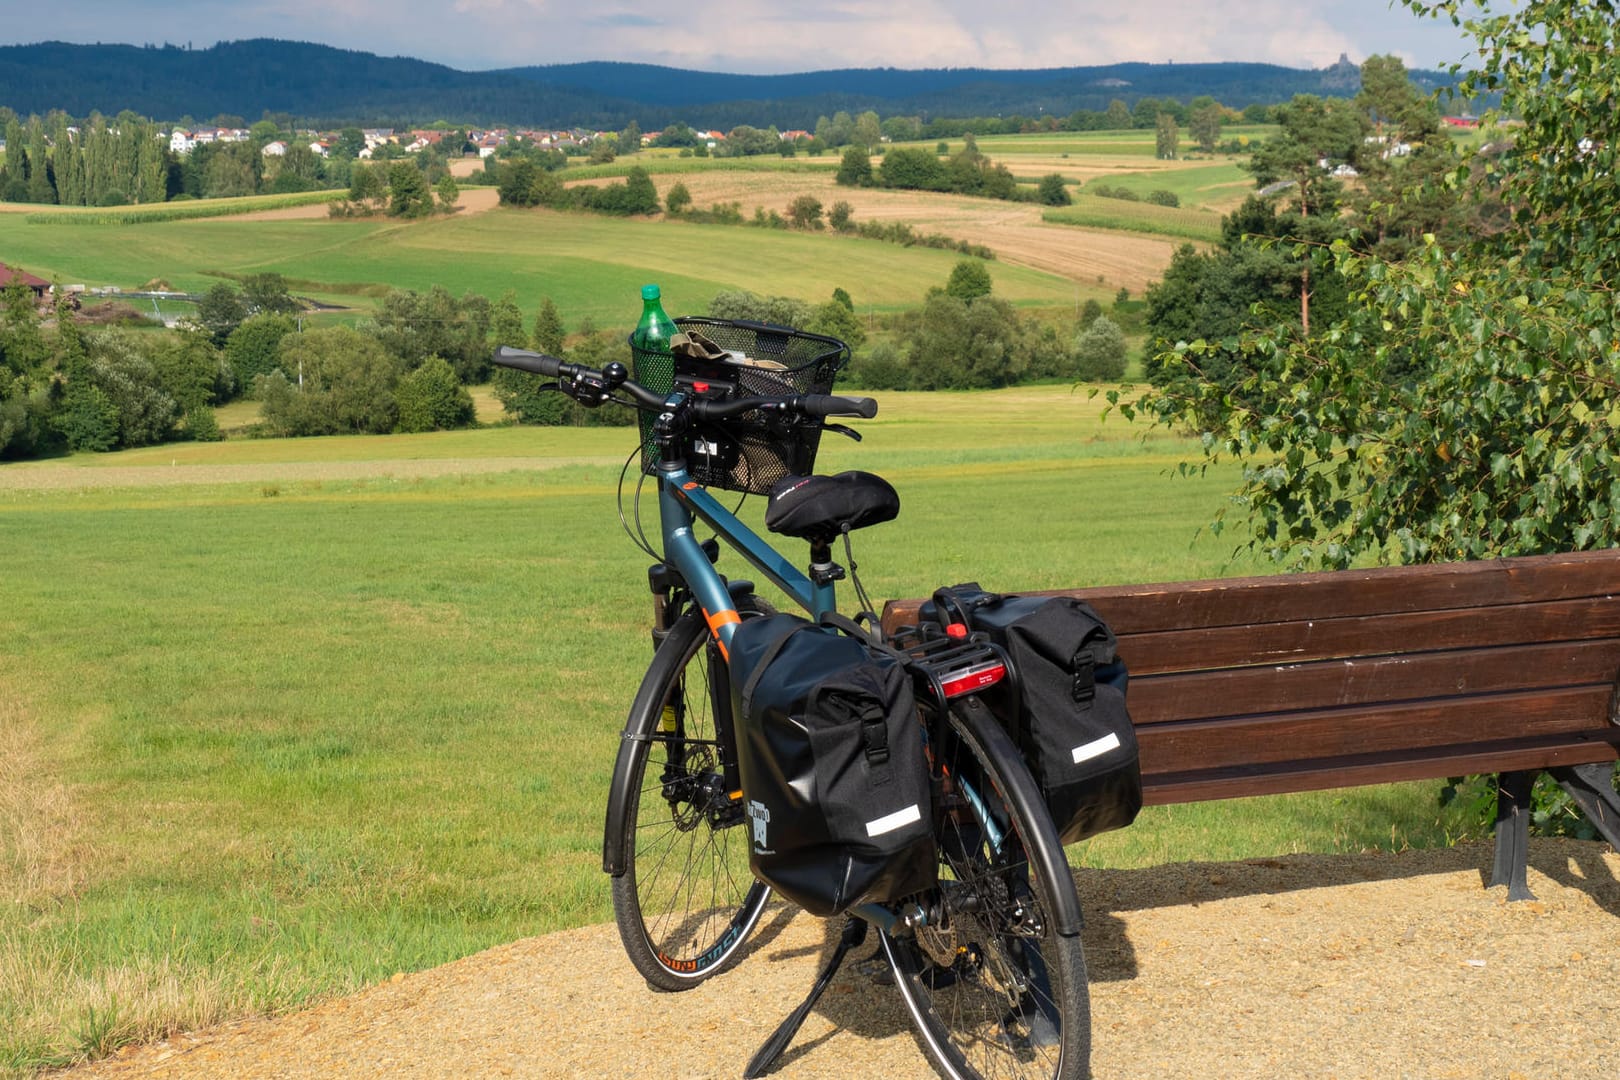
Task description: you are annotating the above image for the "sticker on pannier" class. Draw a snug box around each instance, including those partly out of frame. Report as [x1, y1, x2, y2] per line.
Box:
[729, 613, 936, 916]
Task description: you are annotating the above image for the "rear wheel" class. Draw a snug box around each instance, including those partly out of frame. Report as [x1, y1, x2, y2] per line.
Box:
[884, 696, 1091, 1079]
[608, 597, 773, 990]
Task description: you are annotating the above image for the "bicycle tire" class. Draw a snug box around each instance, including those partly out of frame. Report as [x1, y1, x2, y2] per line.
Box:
[884, 694, 1091, 1080]
[607, 596, 774, 991]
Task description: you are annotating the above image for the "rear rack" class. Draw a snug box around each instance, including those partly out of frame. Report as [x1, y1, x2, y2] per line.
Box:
[892, 625, 1013, 708]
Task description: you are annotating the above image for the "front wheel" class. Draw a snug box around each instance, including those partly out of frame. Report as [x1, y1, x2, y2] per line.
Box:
[606, 597, 773, 990]
[885, 695, 1091, 1079]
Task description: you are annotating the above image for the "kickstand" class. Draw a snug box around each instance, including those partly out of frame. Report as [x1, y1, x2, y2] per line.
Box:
[743, 917, 868, 1078]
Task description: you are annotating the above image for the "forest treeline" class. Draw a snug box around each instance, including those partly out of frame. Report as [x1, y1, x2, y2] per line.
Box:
[0, 38, 1462, 129]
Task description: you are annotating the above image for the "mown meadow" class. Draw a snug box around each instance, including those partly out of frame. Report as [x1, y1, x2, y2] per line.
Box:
[1, 388, 1482, 1076]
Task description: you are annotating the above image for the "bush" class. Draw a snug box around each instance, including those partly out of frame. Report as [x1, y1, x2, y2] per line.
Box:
[396, 356, 476, 433]
[1146, 190, 1181, 208]
[259, 326, 402, 436]
[225, 314, 297, 392]
[1037, 173, 1072, 206]
[1074, 316, 1129, 382]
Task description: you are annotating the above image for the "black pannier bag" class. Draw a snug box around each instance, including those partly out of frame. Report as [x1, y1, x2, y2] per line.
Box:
[926, 584, 1141, 845]
[729, 613, 936, 917]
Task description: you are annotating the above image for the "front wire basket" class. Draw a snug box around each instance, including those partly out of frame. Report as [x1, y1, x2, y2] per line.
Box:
[628, 317, 850, 495]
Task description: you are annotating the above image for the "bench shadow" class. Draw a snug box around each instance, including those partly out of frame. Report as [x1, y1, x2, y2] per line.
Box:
[1072, 836, 1620, 984]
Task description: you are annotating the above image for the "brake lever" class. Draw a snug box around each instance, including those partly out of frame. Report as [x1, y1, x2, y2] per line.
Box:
[823, 423, 862, 442]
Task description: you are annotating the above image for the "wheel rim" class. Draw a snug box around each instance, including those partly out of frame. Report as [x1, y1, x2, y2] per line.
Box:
[625, 621, 769, 980]
[885, 711, 1083, 1079]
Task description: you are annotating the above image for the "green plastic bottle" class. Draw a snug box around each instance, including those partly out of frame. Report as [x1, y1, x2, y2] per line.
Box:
[631, 283, 678, 356]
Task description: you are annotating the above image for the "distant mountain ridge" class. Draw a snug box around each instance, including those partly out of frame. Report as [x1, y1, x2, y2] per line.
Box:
[0, 39, 1451, 128]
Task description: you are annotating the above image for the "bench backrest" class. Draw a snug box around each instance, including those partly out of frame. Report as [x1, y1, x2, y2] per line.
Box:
[882, 552, 1620, 805]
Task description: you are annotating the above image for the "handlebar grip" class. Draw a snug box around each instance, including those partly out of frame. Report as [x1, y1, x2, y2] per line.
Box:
[493, 345, 565, 377]
[801, 394, 879, 419]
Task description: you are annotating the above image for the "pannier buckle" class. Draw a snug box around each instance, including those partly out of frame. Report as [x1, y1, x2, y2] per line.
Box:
[1071, 655, 1096, 704]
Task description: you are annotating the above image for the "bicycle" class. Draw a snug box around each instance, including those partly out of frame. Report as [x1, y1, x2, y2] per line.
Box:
[493, 318, 1090, 1080]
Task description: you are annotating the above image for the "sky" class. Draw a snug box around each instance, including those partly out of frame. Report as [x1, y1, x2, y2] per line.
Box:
[5, 1, 1478, 75]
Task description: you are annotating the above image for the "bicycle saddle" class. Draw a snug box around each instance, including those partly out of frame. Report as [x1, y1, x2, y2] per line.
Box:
[764, 471, 899, 543]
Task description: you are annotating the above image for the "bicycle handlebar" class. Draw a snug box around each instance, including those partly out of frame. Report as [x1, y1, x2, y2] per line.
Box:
[493, 345, 567, 379]
[491, 345, 878, 421]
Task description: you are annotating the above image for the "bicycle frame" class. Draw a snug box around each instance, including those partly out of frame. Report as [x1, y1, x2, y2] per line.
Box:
[655, 459, 837, 656]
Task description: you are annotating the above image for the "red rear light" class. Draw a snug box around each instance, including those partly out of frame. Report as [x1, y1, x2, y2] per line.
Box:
[940, 660, 1007, 698]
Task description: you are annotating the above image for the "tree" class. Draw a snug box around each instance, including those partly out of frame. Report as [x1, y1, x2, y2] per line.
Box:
[1104, 100, 1132, 130]
[387, 161, 433, 218]
[828, 200, 854, 232]
[1037, 173, 1071, 206]
[260, 326, 402, 436]
[1073, 316, 1128, 381]
[1133, 0, 1620, 572]
[1241, 95, 1367, 331]
[194, 283, 247, 346]
[619, 120, 642, 153]
[903, 294, 1026, 389]
[1189, 103, 1224, 153]
[665, 181, 692, 215]
[1154, 113, 1179, 160]
[835, 145, 872, 186]
[878, 147, 947, 191]
[242, 273, 298, 316]
[370, 285, 493, 383]
[225, 313, 296, 391]
[787, 194, 824, 230]
[349, 162, 387, 208]
[335, 127, 367, 160]
[435, 173, 460, 213]
[149, 327, 231, 412]
[945, 260, 993, 304]
[854, 111, 882, 152]
[707, 290, 813, 329]
[531, 296, 566, 355]
[396, 355, 475, 432]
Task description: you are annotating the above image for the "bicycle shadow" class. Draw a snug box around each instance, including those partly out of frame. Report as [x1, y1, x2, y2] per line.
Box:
[745, 912, 925, 1073]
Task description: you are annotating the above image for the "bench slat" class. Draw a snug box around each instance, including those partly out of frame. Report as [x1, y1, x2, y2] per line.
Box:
[1115, 595, 1620, 675]
[1137, 685, 1613, 775]
[1142, 735, 1620, 805]
[880, 550, 1620, 637]
[1129, 638, 1620, 723]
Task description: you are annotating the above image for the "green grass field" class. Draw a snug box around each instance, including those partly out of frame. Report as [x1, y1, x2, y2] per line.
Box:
[0, 201, 1076, 327]
[1043, 196, 1225, 244]
[0, 388, 1482, 1076]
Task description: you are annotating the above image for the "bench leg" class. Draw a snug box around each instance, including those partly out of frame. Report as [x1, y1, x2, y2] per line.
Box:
[1548, 763, 1620, 852]
[1489, 770, 1537, 901]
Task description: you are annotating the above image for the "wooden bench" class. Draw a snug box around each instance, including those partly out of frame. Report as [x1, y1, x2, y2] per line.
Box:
[882, 549, 1620, 900]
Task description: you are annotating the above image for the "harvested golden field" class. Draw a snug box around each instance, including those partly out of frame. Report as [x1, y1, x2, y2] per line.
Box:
[635, 168, 1184, 294]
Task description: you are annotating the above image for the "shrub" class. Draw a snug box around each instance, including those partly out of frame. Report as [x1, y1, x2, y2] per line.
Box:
[396, 356, 476, 432]
[1074, 316, 1129, 382]
[1037, 173, 1072, 206]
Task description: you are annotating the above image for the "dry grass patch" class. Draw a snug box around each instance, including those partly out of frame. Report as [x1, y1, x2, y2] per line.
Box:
[0, 690, 84, 908]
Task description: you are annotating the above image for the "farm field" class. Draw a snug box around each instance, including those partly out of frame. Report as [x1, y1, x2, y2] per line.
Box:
[0, 388, 1483, 1076]
[0, 127, 1260, 328]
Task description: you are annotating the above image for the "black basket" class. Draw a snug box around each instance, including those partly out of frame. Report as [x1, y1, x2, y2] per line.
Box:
[629, 316, 850, 495]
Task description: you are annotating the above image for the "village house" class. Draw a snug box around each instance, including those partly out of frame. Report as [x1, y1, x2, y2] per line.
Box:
[0, 262, 51, 300]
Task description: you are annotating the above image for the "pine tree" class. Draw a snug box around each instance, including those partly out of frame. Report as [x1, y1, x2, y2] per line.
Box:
[532, 297, 565, 355]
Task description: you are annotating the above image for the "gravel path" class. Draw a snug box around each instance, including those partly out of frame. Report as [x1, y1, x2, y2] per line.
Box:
[54, 839, 1620, 1079]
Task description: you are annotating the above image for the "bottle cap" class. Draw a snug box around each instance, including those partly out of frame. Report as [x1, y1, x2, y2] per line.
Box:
[641, 284, 661, 300]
